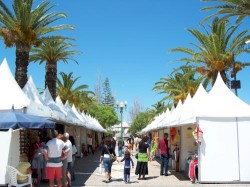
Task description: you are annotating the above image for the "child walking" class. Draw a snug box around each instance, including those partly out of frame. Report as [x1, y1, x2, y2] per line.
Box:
[119, 151, 134, 183]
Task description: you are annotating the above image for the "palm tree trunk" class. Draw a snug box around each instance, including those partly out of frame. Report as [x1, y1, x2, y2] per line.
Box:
[15, 43, 30, 88]
[45, 62, 57, 100]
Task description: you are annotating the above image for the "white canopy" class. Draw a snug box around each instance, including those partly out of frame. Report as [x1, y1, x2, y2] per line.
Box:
[55, 96, 77, 125]
[23, 76, 52, 118]
[42, 88, 66, 122]
[64, 101, 83, 126]
[179, 84, 208, 125]
[0, 58, 30, 110]
[71, 104, 87, 128]
[196, 73, 250, 117]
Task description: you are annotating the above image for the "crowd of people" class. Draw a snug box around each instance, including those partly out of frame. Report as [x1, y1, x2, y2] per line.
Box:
[16, 130, 81, 187]
[15, 132, 170, 186]
[99, 133, 170, 184]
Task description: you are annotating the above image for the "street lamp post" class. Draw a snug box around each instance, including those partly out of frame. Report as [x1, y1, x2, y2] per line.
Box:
[116, 100, 127, 141]
[230, 54, 241, 96]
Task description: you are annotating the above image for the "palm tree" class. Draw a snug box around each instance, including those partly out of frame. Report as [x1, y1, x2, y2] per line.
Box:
[29, 39, 80, 99]
[0, 0, 73, 88]
[169, 18, 250, 85]
[153, 67, 205, 105]
[57, 72, 95, 108]
[75, 91, 96, 112]
[201, 0, 250, 24]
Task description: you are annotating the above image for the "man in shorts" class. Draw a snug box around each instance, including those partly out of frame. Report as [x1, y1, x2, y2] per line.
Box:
[43, 130, 68, 187]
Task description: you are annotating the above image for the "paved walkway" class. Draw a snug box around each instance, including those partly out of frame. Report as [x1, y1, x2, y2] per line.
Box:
[38, 149, 250, 187]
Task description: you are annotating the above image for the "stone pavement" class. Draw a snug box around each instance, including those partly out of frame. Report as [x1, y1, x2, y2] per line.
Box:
[38, 149, 250, 187]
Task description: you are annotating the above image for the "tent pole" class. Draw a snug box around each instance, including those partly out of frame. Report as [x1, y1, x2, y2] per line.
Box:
[235, 117, 241, 181]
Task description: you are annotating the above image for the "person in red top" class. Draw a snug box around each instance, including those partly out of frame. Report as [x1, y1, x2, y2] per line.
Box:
[157, 133, 169, 176]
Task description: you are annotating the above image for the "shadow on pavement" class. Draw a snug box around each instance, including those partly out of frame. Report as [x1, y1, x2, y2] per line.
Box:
[154, 157, 189, 182]
[72, 151, 101, 186]
[144, 176, 159, 180]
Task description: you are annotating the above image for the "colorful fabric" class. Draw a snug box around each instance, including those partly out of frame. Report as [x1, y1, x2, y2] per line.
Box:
[189, 157, 198, 181]
[150, 140, 157, 156]
[138, 153, 148, 162]
[193, 125, 203, 143]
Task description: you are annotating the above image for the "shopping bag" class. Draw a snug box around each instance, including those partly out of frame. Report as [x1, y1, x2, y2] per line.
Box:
[99, 163, 102, 174]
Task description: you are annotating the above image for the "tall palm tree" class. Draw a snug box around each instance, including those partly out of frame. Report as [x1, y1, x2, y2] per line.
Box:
[57, 72, 95, 107]
[201, 0, 250, 24]
[169, 18, 250, 85]
[29, 39, 80, 99]
[0, 0, 73, 88]
[153, 67, 205, 105]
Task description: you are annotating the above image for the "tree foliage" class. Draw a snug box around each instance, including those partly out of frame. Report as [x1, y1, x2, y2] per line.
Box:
[30, 39, 80, 99]
[153, 67, 205, 105]
[169, 18, 250, 85]
[87, 105, 118, 129]
[130, 111, 153, 136]
[57, 72, 95, 109]
[0, 0, 73, 88]
[102, 78, 115, 107]
[201, 0, 250, 24]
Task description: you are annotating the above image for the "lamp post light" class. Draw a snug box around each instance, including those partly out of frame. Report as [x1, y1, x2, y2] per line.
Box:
[116, 100, 127, 141]
[230, 54, 241, 96]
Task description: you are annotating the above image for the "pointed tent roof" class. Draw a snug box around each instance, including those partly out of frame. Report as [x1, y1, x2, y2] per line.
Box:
[196, 73, 250, 117]
[23, 76, 52, 118]
[166, 99, 183, 126]
[156, 108, 171, 129]
[23, 76, 46, 105]
[42, 88, 66, 121]
[55, 96, 77, 125]
[179, 84, 208, 125]
[64, 101, 83, 126]
[71, 104, 87, 128]
[0, 58, 30, 110]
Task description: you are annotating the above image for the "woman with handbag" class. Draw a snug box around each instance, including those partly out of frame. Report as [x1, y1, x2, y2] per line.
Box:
[100, 137, 117, 183]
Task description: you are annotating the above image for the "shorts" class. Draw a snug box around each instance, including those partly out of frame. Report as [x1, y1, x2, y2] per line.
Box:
[46, 167, 62, 180]
[67, 162, 72, 171]
[103, 157, 111, 173]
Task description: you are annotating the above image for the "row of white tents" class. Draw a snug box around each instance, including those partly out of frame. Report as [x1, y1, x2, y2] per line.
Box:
[0, 58, 106, 132]
[141, 73, 250, 183]
[0, 58, 106, 185]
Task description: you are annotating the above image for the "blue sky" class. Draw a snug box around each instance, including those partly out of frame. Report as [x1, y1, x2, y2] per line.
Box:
[1, 0, 250, 120]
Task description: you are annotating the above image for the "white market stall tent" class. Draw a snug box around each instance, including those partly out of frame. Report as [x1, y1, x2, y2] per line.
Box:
[0, 58, 30, 110]
[141, 73, 250, 183]
[195, 73, 250, 183]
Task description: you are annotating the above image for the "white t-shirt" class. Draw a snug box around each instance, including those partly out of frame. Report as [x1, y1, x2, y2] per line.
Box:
[87, 137, 92, 145]
[45, 138, 64, 167]
[65, 140, 73, 163]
